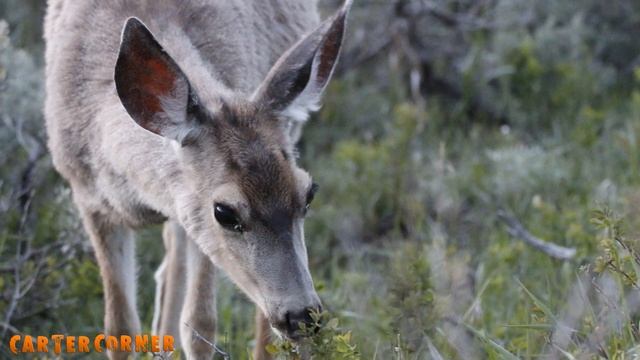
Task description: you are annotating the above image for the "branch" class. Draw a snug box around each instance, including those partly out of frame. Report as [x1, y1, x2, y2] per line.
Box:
[0, 322, 20, 335]
[335, 34, 392, 76]
[0, 238, 80, 272]
[497, 210, 576, 260]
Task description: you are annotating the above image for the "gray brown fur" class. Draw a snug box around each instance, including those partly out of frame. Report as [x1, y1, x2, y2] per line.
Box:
[45, 0, 318, 228]
[44, 0, 350, 359]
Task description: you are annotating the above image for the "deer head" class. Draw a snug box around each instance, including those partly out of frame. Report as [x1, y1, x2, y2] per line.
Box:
[114, 1, 351, 339]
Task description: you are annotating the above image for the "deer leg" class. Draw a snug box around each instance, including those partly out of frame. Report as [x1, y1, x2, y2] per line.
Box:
[152, 221, 187, 345]
[80, 209, 139, 360]
[179, 237, 218, 359]
[254, 308, 273, 360]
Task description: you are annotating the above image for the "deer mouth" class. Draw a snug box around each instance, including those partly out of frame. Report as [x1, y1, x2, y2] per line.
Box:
[269, 305, 322, 341]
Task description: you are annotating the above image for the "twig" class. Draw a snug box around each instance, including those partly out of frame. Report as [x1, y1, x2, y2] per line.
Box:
[184, 322, 230, 359]
[2, 244, 22, 340]
[606, 260, 640, 291]
[497, 210, 576, 260]
[612, 230, 640, 269]
[0, 194, 32, 340]
[0, 322, 20, 334]
[1, 138, 43, 339]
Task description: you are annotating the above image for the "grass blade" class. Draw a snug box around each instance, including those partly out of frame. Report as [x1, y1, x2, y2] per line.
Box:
[464, 324, 519, 360]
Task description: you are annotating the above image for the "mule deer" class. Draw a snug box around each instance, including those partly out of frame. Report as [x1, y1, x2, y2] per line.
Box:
[44, 0, 351, 358]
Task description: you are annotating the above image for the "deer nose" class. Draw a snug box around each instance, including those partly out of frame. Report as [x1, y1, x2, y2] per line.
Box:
[276, 305, 322, 340]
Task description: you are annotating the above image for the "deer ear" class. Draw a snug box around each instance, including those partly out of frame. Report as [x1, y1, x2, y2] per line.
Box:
[115, 17, 201, 145]
[252, 0, 351, 124]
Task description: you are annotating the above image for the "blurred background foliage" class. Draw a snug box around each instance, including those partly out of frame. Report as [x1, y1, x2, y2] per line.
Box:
[2, 0, 640, 358]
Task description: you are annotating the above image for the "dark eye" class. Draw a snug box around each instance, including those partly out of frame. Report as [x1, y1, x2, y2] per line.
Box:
[304, 183, 319, 214]
[214, 203, 243, 232]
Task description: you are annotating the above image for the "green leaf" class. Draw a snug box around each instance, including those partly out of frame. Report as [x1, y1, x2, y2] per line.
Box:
[265, 344, 279, 355]
[503, 323, 554, 331]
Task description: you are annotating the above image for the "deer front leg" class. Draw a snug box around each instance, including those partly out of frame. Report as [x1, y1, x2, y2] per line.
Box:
[179, 237, 217, 359]
[80, 209, 140, 360]
[152, 221, 187, 345]
[254, 309, 273, 360]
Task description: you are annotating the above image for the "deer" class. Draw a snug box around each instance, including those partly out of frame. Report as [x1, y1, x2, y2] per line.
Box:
[43, 0, 352, 358]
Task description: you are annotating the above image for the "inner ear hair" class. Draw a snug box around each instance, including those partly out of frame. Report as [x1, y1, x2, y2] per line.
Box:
[115, 17, 202, 145]
[251, 0, 352, 124]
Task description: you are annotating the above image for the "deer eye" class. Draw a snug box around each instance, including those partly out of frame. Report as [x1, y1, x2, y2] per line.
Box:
[304, 183, 319, 214]
[214, 203, 243, 232]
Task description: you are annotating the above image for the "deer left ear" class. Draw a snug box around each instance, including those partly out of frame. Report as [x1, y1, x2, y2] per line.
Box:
[115, 17, 202, 145]
[252, 0, 352, 123]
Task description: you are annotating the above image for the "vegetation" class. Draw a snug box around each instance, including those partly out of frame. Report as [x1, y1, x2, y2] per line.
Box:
[2, 0, 640, 358]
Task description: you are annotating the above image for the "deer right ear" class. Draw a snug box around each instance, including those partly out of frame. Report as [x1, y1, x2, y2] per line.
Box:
[115, 17, 201, 145]
[251, 0, 351, 124]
